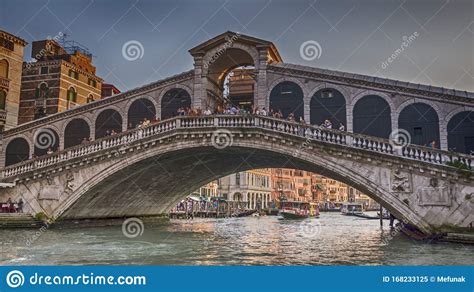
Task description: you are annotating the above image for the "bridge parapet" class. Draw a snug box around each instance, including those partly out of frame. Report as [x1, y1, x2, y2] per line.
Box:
[2, 115, 472, 180]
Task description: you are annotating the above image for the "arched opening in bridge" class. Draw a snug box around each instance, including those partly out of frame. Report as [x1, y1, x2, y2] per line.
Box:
[310, 88, 346, 127]
[127, 98, 156, 129]
[447, 111, 474, 154]
[161, 89, 191, 119]
[269, 81, 304, 120]
[95, 109, 123, 139]
[205, 48, 256, 111]
[223, 66, 256, 112]
[64, 119, 90, 149]
[398, 103, 439, 147]
[5, 138, 29, 166]
[353, 95, 391, 138]
[34, 128, 60, 157]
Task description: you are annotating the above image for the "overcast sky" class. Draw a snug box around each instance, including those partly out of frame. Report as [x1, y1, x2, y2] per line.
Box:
[1, 0, 473, 92]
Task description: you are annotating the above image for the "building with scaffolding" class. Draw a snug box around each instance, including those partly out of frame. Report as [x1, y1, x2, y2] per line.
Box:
[18, 37, 103, 124]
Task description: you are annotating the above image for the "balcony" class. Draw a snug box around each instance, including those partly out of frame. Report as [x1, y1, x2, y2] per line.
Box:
[0, 76, 9, 90]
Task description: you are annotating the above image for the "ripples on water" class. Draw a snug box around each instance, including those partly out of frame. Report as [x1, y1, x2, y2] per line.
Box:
[0, 213, 472, 265]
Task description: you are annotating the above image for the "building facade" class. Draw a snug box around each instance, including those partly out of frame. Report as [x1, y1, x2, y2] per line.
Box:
[218, 169, 272, 209]
[19, 39, 103, 124]
[0, 30, 27, 131]
[101, 83, 121, 98]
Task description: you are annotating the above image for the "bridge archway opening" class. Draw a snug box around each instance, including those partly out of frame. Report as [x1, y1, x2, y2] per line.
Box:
[447, 111, 474, 154]
[127, 98, 156, 129]
[64, 119, 90, 149]
[205, 48, 256, 111]
[269, 81, 304, 120]
[95, 109, 123, 139]
[398, 103, 439, 147]
[310, 88, 346, 127]
[5, 138, 29, 166]
[161, 89, 191, 119]
[223, 66, 256, 112]
[353, 95, 391, 138]
[34, 128, 60, 157]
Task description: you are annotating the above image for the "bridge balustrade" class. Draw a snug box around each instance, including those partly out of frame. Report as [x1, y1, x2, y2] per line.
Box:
[2, 115, 472, 179]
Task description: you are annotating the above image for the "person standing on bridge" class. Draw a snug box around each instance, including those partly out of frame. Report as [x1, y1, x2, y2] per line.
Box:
[339, 123, 345, 131]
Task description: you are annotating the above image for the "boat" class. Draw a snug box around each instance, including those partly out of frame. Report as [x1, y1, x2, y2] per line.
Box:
[233, 209, 257, 217]
[279, 201, 310, 219]
[352, 212, 389, 220]
[340, 202, 363, 215]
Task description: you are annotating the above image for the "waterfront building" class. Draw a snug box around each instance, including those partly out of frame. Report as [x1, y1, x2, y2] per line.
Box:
[218, 169, 272, 209]
[194, 181, 218, 198]
[0, 30, 27, 131]
[19, 38, 103, 124]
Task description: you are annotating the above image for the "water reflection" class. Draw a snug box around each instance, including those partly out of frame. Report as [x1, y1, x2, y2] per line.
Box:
[0, 213, 472, 265]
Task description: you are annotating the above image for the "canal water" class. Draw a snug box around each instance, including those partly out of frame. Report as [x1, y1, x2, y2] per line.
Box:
[0, 213, 472, 265]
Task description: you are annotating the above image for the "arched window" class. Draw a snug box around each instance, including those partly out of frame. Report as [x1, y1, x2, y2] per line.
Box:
[95, 109, 123, 139]
[0, 91, 6, 110]
[35, 82, 49, 99]
[0, 59, 9, 78]
[398, 103, 439, 147]
[269, 81, 304, 120]
[127, 98, 156, 128]
[353, 95, 392, 138]
[448, 111, 474, 154]
[87, 94, 94, 103]
[64, 118, 90, 149]
[5, 138, 29, 166]
[67, 87, 77, 102]
[310, 88, 346, 127]
[161, 89, 191, 120]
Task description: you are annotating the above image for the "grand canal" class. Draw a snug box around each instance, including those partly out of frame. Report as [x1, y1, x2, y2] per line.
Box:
[0, 213, 472, 266]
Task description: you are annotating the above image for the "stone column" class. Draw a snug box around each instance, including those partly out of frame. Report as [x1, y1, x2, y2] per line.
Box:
[439, 120, 448, 151]
[192, 55, 205, 109]
[255, 48, 268, 110]
[346, 103, 353, 133]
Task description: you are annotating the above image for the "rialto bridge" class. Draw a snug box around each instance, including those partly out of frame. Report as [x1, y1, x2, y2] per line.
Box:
[0, 32, 472, 234]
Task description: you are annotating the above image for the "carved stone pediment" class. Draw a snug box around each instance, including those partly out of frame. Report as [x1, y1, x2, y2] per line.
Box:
[390, 168, 412, 193]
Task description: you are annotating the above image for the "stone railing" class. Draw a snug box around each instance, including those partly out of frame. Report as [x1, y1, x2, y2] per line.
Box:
[2, 115, 472, 178]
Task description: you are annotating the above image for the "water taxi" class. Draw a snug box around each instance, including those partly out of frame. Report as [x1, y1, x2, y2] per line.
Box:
[279, 201, 310, 219]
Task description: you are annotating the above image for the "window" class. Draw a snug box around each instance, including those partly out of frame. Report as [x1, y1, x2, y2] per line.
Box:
[414, 127, 422, 136]
[0, 60, 9, 78]
[88, 78, 97, 88]
[67, 87, 77, 102]
[87, 95, 94, 103]
[68, 70, 79, 79]
[0, 38, 14, 51]
[35, 83, 49, 99]
[321, 90, 334, 98]
[0, 91, 6, 110]
[235, 173, 240, 186]
[40, 66, 49, 75]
